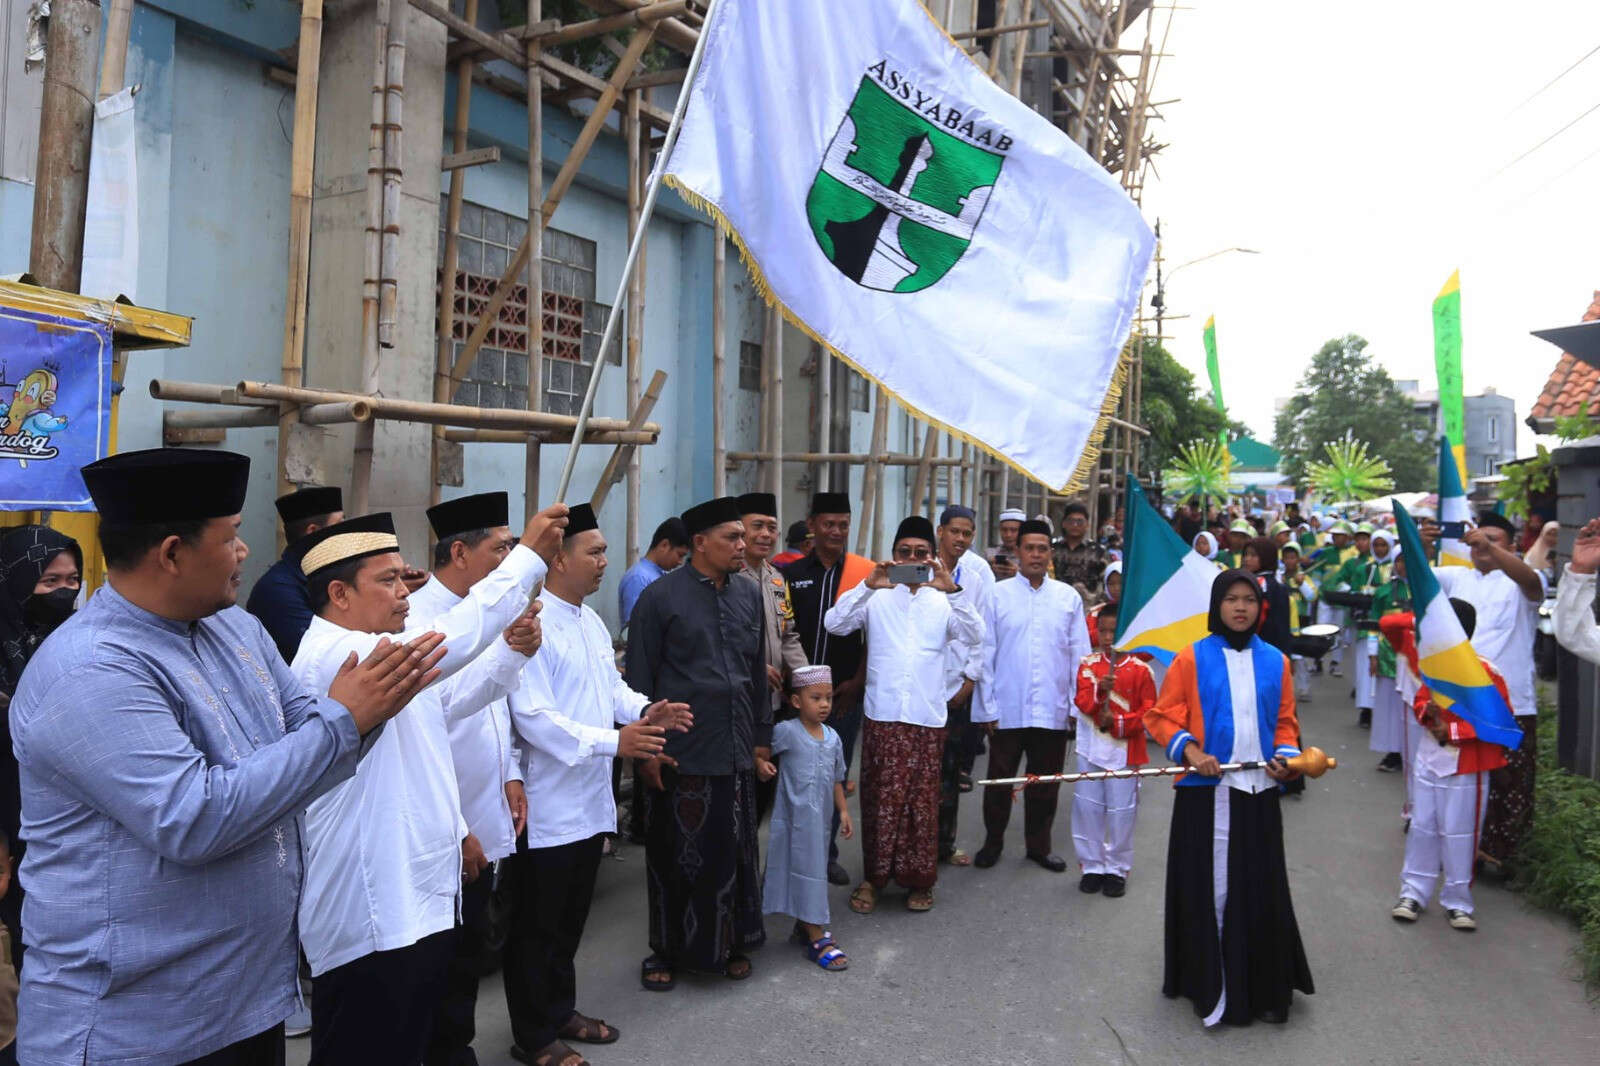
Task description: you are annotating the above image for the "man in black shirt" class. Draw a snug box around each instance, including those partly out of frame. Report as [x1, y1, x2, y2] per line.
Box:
[780, 491, 872, 884]
[627, 496, 769, 988]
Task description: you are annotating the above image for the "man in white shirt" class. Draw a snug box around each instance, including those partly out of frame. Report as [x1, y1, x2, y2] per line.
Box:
[974, 519, 1091, 873]
[411, 490, 536, 1065]
[1425, 512, 1545, 873]
[1555, 517, 1600, 663]
[291, 506, 566, 1063]
[935, 504, 993, 864]
[987, 506, 1026, 580]
[825, 515, 982, 914]
[501, 503, 689, 1065]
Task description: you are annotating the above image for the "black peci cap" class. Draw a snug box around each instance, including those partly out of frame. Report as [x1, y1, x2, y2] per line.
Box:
[427, 492, 509, 540]
[737, 492, 777, 518]
[564, 502, 600, 538]
[276, 486, 342, 525]
[682, 496, 744, 536]
[82, 448, 250, 524]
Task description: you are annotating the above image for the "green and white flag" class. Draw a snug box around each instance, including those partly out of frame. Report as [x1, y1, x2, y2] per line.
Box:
[663, 0, 1154, 491]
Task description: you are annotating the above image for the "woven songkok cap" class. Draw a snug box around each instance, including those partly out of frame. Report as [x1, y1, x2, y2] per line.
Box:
[299, 512, 401, 578]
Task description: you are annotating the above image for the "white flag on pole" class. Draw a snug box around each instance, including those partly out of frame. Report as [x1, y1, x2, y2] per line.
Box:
[664, 0, 1154, 491]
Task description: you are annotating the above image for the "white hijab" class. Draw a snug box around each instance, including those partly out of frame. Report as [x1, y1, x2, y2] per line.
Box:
[1193, 531, 1219, 560]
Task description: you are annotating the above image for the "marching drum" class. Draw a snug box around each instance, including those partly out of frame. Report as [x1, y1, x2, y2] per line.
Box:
[1290, 622, 1340, 659]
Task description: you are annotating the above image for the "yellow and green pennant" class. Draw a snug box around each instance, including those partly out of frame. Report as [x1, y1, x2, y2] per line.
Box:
[1202, 315, 1227, 447]
[1432, 271, 1468, 483]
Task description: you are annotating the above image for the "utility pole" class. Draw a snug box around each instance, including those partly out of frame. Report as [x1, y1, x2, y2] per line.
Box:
[29, 0, 102, 292]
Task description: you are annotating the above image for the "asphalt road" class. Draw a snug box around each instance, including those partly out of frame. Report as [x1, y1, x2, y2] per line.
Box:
[291, 670, 1600, 1065]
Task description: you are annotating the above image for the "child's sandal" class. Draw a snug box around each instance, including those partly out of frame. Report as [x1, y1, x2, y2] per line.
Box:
[806, 933, 848, 971]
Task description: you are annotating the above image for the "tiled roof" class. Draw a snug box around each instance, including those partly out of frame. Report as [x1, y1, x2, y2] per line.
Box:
[1532, 291, 1600, 421]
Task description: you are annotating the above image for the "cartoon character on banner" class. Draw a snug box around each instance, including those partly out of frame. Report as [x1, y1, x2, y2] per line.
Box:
[0, 361, 69, 467]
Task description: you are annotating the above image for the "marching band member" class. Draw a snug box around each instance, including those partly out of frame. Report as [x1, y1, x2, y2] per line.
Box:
[1144, 570, 1314, 1027]
[1070, 602, 1156, 897]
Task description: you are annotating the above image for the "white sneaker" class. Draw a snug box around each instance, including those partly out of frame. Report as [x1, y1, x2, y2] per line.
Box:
[1391, 897, 1422, 921]
[1446, 908, 1477, 931]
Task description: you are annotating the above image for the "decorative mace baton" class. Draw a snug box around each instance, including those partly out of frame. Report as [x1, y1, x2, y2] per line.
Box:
[978, 746, 1338, 788]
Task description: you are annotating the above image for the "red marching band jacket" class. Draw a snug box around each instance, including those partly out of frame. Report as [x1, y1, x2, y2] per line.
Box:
[1378, 611, 1508, 776]
[1074, 651, 1155, 766]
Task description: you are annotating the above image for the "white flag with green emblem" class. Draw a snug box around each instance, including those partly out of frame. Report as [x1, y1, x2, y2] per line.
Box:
[663, 0, 1154, 491]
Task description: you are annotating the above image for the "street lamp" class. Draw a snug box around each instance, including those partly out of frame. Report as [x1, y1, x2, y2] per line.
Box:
[1149, 227, 1260, 339]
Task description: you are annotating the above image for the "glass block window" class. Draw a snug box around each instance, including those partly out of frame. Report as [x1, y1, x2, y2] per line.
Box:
[738, 341, 763, 391]
[440, 203, 619, 414]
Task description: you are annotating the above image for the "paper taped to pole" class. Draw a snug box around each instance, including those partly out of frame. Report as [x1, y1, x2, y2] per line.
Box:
[662, 0, 1155, 491]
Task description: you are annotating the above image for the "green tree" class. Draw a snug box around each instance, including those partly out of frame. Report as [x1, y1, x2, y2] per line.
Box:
[1272, 334, 1434, 492]
[1137, 336, 1232, 477]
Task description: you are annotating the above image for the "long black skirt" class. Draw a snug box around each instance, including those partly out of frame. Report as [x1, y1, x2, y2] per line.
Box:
[1163, 785, 1314, 1026]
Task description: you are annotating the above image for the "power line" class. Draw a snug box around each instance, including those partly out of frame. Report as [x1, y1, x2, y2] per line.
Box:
[1511, 42, 1600, 113]
[1491, 98, 1600, 178]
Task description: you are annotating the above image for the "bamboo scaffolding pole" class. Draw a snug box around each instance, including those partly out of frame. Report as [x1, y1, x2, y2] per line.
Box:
[98, 0, 135, 100]
[149, 380, 274, 406]
[408, 0, 526, 66]
[163, 401, 372, 431]
[450, 25, 657, 387]
[1008, 0, 1034, 96]
[432, 0, 478, 509]
[444, 428, 656, 445]
[234, 381, 649, 435]
[712, 224, 727, 496]
[592, 369, 667, 512]
[526, 0, 545, 516]
[811, 341, 829, 494]
[910, 421, 938, 513]
[769, 308, 784, 496]
[534, 54, 674, 129]
[378, 2, 408, 350]
[274, 0, 322, 502]
[625, 87, 646, 562]
[726, 452, 966, 467]
[857, 388, 889, 556]
[1091, 2, 1128, 162]
[441, 146, 499, 170]
[354, 1, 391, 516]
[756, 312, 772, 483]
[577, 0, 700, 53]
[952, 18, 1051, 40]
[536, 0, 690, 46]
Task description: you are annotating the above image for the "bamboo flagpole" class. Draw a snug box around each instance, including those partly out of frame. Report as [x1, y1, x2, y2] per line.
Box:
[980, 747, 1338, 788]
[553, 0, 723, 502]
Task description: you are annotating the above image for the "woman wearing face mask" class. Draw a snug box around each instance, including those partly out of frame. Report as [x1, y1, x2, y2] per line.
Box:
[0, 525, 83, 992]
[1143, 570, 1315, 1027]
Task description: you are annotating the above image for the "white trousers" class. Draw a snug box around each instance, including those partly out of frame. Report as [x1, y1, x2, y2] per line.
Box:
[1400, 767, 1489, 914]
[1353, 635, 1373, 708]
[1070, 752, 1139, 877]
[1292, 656, 1310, 697]
[1369, 675, 1404, 754]
[1401, 700, 1424, 817]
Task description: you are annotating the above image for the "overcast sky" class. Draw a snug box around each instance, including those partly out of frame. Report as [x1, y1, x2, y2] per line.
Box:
[1135, 0, 1600, 454]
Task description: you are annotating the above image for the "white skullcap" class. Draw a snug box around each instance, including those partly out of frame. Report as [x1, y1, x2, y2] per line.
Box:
[791, 665, 833, 689]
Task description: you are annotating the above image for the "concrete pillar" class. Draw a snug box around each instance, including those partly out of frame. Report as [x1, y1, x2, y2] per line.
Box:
[304, 0, 445, 560]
